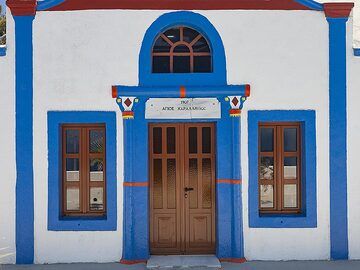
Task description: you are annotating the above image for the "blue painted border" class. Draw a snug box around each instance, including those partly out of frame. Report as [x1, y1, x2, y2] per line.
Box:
[294, 0, 323, 11]
[354, 48, 360, 56]
[327, 17, 349, 260]
[139, 11, 227, 86]
[37, 0, 66, 10]
[248, 110, 317, 228]
[14, 15, 35, 264]
[0, 46, 6, 56]
[47, 111, 117, 231]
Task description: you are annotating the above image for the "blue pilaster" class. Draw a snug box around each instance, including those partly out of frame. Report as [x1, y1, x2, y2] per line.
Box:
[14, 15, 35, 264]
[327, 16, 349, 260]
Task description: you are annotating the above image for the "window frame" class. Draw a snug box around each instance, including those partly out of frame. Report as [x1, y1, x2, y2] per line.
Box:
[61, 124, 107, 217]
[258, 122, 302, 214]
[48, 111, 117, 231]
[248, 110, 317, 228]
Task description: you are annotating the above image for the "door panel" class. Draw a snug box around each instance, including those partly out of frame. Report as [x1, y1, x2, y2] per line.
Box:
[149, 123, 215, 254]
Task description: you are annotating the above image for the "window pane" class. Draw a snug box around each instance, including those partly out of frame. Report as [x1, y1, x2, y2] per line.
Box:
[202, 158, 212, 209]
[284, 184, 297, 208]
[189, 127, 197, 153]
[166, 127, 175, 154]
[202, 127, 211, 153]
[90, 158, 104, 181]
[167, 159, 176, 209]
[173, 56, 190, 73]
[284, 157, 297, 179]
[194, 56, 211, 73]
[89, 129, 105, 153]
[153, 36, 171, 52]
[66, 158, 79, 181]
[90, 187, 104, 211]
[153, 127, 162, 154]
[66, 188, 80, 211]
[193, 37, 210, 52]
[260, 185, 274, 208]
[173, 45, 190, 53]
[183, 27, 199, 43]
[189, 158, 198, 209]
[260, 128, 274, 152]
[153, 159, 163, 209]
[260, 157, 274, 180]
[284, 128, 297, 152]
[66, 130, 79, 154]
[164, 28, 180, 43]
[153, 56, 170, 73]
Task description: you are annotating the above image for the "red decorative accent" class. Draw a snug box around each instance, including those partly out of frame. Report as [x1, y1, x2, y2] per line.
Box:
[111, 86, 118, 98]
[180, 86, 186, 98]
[7, 0, 37, 16]
[49, 0, 312, 11]
[217, 179, 242, 185]
[124, 98, 132, 107]
[232, 97, 239, 107]
[245, 84, 251, 97]
[229, 108, 241, 117]
[120, 259, 147, 265]
[324, 3, 354, 18]
[122, 111, 134, 119]
[219, 258, 247, 263]
[123, 182, 149, 187]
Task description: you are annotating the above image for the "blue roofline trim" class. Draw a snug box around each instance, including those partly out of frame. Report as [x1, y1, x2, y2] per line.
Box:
[37, 0, 66, 11]
[293, 0, 323, 10]
[139, 11, 227, 86]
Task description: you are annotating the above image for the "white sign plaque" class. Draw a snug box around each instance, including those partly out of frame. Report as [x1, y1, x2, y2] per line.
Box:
[145, 98, 221, 119]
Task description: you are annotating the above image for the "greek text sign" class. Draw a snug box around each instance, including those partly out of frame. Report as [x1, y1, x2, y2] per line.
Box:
[145, 98, 221, 119]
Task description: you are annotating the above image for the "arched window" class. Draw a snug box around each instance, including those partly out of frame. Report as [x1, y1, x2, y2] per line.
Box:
[152, 26, 212, 73]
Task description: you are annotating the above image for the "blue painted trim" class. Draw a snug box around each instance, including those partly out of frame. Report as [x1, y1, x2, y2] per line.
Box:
[14, 15, 35, 264]
[139, 11, 227, 86]
[115, 85, 247, 98]
[293, 0, 323, 11]
[248, 110, 317, 228]
[354, 48, 360, 56]
[0, 46, 6, 56]
[47, 111, 117, 231]
[327, 17, 349, 260]
[37, 0, 66, 10]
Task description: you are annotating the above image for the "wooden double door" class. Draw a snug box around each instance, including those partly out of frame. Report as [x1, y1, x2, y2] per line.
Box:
[149, 123, 216, 254]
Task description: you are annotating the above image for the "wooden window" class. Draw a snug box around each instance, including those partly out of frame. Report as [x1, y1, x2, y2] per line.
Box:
[152, 26, 212, 73]
[258, 122, 301, 214]
[62, 124, 106, 216]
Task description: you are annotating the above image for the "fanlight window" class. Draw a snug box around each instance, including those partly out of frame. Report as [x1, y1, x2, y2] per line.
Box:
[152, 26, 212, 73]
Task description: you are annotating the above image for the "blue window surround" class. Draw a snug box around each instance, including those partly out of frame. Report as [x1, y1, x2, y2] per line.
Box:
[47, 111, 117, 231]
[248, 110, 317, 228]
[354, 48, 360, 56]
[0, 46, 5, 56]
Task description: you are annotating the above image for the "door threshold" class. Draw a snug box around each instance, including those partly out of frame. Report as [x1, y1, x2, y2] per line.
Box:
[147, 255, 221, 269]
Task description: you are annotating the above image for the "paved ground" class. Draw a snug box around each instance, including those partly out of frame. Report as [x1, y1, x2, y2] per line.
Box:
[1, 261, 360, 270]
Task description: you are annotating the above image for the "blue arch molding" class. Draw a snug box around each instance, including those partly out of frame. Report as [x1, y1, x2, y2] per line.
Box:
[139, 11, 227, 86]
[293, 0, 323, 11]
[117, 11, 249, 262]
[37, 0, 66, 10]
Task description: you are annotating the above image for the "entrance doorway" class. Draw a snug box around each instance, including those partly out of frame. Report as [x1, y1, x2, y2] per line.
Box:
[149, 123, 216, 254]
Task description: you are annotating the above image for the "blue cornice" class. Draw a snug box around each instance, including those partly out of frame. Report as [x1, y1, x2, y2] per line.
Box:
[293, 0, 324, 11]
[37, 0, 65, 11]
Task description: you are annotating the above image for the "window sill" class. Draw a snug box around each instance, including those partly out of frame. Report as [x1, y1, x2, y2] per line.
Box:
[0, 46, 6, 56]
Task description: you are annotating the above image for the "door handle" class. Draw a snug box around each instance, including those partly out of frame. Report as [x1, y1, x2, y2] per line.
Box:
[184, 187, 194, 192]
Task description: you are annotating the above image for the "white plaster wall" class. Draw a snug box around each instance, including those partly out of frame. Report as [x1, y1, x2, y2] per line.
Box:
[33, 9, 331, 262]
[0, 9, 16, 264]
[346, 17, 360, 259]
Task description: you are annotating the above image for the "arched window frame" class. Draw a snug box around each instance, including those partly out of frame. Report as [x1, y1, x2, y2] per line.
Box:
[139, 11, 227, 86]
